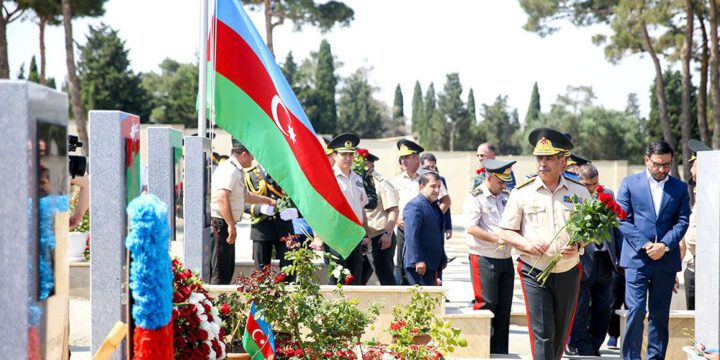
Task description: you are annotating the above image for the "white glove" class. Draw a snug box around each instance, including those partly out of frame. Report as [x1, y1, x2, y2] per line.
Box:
[259, 204, 275, 216]
[280, 208, 299, 220]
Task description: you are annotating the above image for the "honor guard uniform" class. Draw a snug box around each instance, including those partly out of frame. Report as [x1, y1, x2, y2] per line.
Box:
[463, 159, 516, 354]
[326, 133, 369, 285]
[499, 127, 590, 360]
[244, 165, 295, 271]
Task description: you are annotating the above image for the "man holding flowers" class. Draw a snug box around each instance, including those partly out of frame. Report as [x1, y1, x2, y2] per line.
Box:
[616, 141, 690, 360]
[498, 127, 590, 360]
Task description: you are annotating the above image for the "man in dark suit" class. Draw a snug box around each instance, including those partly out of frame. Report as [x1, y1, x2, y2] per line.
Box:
[617, 141, 691, 360]
[568, 163, 624, 356]
[402, 172, 447, 286]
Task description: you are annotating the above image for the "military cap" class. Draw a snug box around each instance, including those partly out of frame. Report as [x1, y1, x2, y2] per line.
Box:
[397, 139, 425, 156]
[688, 139, 712, 162]
[231, 138, 243, 149]
[328, 133, 360, 153]
[528, 127, 574, 156]
[367, 152, 380, 162]
[320, 135, 334, 156]
[482, 159, 516, 183]
[567, 153, 591, 166]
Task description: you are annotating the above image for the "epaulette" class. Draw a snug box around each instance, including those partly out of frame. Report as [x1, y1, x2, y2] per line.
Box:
[502, 189, 511, 195]
[516, 176, 536, 189]
[243, 165, 257, 173]
[470, 186, 484, 196]
[563, 174, 583, 186]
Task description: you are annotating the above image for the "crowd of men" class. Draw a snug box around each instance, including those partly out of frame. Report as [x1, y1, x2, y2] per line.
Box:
[208, 127, 705, 360]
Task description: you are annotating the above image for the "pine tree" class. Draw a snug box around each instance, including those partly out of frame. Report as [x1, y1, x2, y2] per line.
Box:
[410, 81, 424, 137]
[393, 84, 404, 118]
[525, 82, 541, 124]
[467, 88, 477, 123]
[420, 83, 436, 147]
[16, 63, 25, 79]
[337, 68, 384, 138]
[480, 95, 522, 155]
[46, 77, 56, 89]
[426, 109, 447, 151]
[282, 52, 298, 91]
[438, 73, 469, 151]
[142, 58, 199, 126]
[625, 92, 641, 118]
[314, 40, 337, 134]
[28, 56, 40, 83]
[78, 24, 150, 121]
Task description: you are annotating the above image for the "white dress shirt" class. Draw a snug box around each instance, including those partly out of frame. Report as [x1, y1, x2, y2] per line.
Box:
[646, 169, 668, 217]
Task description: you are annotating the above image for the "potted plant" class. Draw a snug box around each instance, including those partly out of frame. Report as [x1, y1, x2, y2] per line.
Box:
[216, 292, 248, 357]
[68, 187, 90, 262]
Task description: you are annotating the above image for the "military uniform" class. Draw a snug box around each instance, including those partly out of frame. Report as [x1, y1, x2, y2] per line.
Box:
[499, 128, 590, 360]
[244, 165, 294, 271]
[463, 159, 516, 354]
[364, 153, 400, 285]
[326, 133, 368, 285]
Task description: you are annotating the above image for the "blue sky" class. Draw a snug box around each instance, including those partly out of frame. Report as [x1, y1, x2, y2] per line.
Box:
[7, 0, 662, 122]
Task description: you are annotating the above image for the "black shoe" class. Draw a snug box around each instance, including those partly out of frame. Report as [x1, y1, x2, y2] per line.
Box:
[565, 345, 579, 357]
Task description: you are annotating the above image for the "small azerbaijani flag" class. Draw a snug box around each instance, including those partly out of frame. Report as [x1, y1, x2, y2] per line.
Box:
[210, 0, 364, 257]
[243, 302, 276, 360]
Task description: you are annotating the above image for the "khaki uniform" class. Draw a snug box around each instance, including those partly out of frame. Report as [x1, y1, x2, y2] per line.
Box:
[683, 202, 697, 310]
[365, 172, 400, 285]
[329, 165, 368, 285]
[500, 175, 590, 272]
[464, 183, 511, 259]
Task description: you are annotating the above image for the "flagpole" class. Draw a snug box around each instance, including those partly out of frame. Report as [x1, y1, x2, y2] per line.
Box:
[198, 0, 208, 137]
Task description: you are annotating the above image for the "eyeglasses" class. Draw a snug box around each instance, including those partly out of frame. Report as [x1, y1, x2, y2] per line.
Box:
[649, 160, 672, 169]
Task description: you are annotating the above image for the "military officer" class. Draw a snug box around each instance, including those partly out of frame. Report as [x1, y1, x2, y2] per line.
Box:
[244, 164, 298, 271]
[464, 159, 516, 354]
[499, 127, 590, 360]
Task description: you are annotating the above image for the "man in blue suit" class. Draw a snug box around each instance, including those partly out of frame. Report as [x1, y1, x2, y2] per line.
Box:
[403, 172, 447, 286]
[616, 141, 691, 360]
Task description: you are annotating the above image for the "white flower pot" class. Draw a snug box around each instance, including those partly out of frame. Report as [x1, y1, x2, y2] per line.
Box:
[68, 232, 87, 262]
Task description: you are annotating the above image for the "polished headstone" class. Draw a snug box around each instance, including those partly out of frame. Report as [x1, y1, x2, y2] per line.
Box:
[148, 127, 183, 236]
[183, 136, 213, 282]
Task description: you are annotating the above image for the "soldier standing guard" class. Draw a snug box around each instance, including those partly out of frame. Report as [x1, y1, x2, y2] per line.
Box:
[463, 159, 516, 354]
[244, 164, 298, 272]
[499, 128, 590, 360]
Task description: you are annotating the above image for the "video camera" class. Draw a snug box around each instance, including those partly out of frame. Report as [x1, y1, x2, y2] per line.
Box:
[68, 135, 87, 178]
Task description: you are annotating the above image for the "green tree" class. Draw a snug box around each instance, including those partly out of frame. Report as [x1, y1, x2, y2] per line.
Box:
[438, 73, 469, 151]
[314, 39, 337, 134]
[1, 1, 27, 78]
[142, 58, 199, 126]
[28, 55, 39, 82]
[244, 0, 354, 56]
[478, 95, 522, 155]
[336, 68, 383, 138]
[46, 76, 54, 89]
[649, 69, 699, 174]
[23, 0, 105, 84]
[393, 83, 404, 118]
[425, 109, 447, 151]
[16, 62, 24, 79]
[467, 87, 476, 123]
[575, 106, 647, 163]
[525, 81, 541, 124]
[78, 24, 150, 121]
[420, 82, 437, 147]
[410, 81, 423, 138]
[281, 51, 298, 90]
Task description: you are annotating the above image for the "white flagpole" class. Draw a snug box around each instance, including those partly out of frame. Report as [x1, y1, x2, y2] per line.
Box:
[198, 0, 209, 137]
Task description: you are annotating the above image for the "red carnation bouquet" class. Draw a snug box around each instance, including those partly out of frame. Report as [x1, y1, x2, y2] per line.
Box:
[532, 185, 627, 285]
[353, 148, 370, 174]
[171, 259, 226, 360]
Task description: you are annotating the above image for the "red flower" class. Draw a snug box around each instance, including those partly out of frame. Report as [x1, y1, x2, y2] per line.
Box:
[296, 349, 304, 358]
[595, 185, 605, 194]
[198, 329, 209, 342]
[618, 208, 628, 220]
[345, 274, 355, 285]
[173, 292, 183, 303]
[219, 303, 230, 315]
[274, 273, 287, 283]
[356, 148, 369, 158]
[597, 192, 612, 204]
[476, 168, 486, 174]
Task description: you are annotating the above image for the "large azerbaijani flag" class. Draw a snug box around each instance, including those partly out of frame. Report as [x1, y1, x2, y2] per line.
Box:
[211, 0, 363, 257]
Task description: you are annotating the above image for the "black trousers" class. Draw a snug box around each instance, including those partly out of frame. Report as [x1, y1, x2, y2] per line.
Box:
[684, 266, 695, 310]
[325, 243, 363, 285]
[364, 233, 397, 285]
[251, 218, 294, 272]
[517, 260, 581, 360]
[608, 269, 626, 338]
[394, 229, 409, 285]
[210, 218, 235, 285]
[252, 240, 291, 271]
[569, 251, 614, 356]
[469, 254, 514, 354]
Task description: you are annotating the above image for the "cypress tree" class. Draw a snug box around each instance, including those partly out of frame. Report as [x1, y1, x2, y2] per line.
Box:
[525, 82, 541, 124]
[393, 84, 404, 118]
[467, 88, 477, 123]
[282, 51, 298, 91]
[28, 56, 40, 83]
[438, 73, 469, 151]
[420, 83, 436, 146]
[411, 81, 424, 136]
[315, 40, 337, 134]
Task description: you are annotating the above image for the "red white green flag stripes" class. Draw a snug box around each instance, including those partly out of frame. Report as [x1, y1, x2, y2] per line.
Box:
[211, 0, 363, 257]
